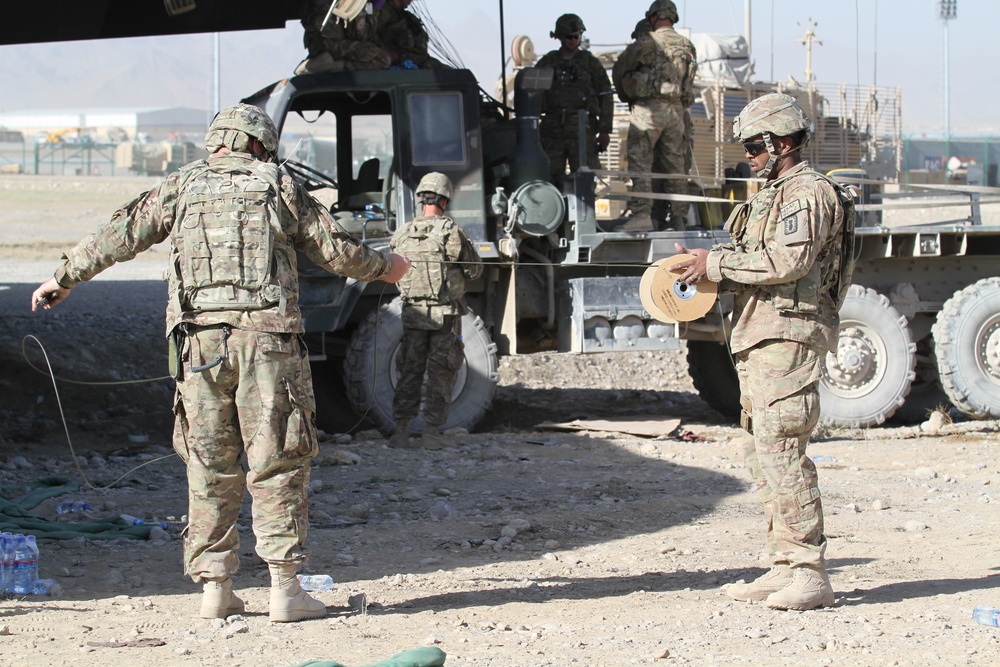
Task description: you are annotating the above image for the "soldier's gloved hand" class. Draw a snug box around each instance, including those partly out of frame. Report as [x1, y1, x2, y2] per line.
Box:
[383, 253, 412, 284]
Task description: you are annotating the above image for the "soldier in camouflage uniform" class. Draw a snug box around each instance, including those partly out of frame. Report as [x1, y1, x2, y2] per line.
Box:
[613, 0, 696, 231]
[536, 13, 614, 180]
[31, 104, 410, 622]
[388, 173, 483, 450]
[296, 0, 391, 74]
[672, 93, 856, 611]
[375, 0, 444, 69]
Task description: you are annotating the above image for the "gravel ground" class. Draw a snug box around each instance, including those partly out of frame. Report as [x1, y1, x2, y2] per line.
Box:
[2, 175, 1000, 667]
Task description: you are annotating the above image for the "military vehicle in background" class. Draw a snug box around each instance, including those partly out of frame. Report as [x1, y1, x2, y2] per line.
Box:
[240, 21, 1000, 437]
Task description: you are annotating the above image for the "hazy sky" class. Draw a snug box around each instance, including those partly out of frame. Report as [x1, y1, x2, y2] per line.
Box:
[0, 0, 994, 135]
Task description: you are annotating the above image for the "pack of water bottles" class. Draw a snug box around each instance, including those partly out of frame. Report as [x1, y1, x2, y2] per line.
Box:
[0, 531, 57, 595]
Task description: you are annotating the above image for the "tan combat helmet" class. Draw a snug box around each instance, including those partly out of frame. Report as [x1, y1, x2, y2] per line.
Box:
[206, 103, 280, 157]
[733, 92, 813, 177]
[551, 13, 586, 39]
[646, 0, 679, 23]
[415, 172, 454, 204]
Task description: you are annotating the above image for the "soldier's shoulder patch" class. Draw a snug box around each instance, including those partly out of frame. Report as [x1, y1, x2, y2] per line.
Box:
[779, 198, 809, 244]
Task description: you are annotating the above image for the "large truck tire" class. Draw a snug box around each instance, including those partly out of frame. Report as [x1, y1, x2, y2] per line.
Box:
[343, 299, 499, 436]
[820, 285, 916, 427]
[932, 277, 1000, 420]
[686, 340, 740, 420]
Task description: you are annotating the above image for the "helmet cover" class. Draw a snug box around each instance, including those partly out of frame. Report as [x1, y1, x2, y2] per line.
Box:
[415, 172, 454, 201]
[646, 0, 679, 23]
[552, 13, 586, 38]
[206, 103, 279, 154]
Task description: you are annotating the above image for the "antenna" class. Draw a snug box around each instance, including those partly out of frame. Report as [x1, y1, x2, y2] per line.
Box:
[797, 19, 822, 84]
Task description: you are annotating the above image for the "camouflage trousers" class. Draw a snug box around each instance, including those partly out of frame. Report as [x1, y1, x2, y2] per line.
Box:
[540, 113, 598, 179]
[393, 315, 464, 427]
[627, 99, 688, 224]
[172, 325, 319, 583]
[735, 339, 826, 569]
[651, 108, 694, 225]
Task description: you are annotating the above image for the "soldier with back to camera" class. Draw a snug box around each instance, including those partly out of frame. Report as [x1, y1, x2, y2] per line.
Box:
[389, 172, 483, 450]
[671, 93, 856, 611]
[535, 13, 614, 180]
[613, 0, 696, 231]
[31, 103, 410, 623]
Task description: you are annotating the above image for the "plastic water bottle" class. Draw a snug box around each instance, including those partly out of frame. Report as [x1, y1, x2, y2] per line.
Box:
[56, 500, 91, 514]
[11, 534, 38, 595]
[120, 514, 167, 529]
[810, 454, 836, 464]
[973, 606, 1000, 627]
[0, 532, 12, 592]
[297, 574, 334, 592]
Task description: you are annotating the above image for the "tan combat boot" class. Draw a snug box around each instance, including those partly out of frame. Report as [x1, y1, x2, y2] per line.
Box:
[726, 563, 792, 601]
[389, 420, 413, 449]
[765, 565, 835, 610]
[421, 423, 448, 450]
[268, 563, 327, 622]
[200, 576, 245, 619]
[619, 211, 653, 232]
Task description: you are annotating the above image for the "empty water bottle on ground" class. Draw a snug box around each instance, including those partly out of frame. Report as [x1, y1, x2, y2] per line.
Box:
[973, 606, 1000, 627]
[297, 574, 334, 592]
[56, 500, 91, 514]
[120, 514, 168, 529]
[810, 454, 836, 464]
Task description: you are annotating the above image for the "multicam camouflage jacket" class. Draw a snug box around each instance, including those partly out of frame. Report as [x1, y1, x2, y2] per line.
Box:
[536, 49, 614, 134]
[55, 151, 393, 336]
[612, 26, 696, 107]
[390, 214, 483, 324]
[705, 161, 850, 354]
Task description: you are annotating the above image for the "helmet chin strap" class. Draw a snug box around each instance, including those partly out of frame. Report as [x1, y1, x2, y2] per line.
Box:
[754, 133, 804, 178]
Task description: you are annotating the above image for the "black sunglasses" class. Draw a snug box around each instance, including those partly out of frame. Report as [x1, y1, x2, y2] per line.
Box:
[563, 33, 582, 40]
[742, 140, 767, 157]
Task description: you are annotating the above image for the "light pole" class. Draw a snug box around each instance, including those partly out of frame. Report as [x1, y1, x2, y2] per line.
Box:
[939, 0, 956, 169]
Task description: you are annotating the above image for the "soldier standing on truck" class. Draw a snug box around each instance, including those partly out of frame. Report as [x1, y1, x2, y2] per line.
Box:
[536, 13, 614, 180]
[672, 93, 856, 611]
[613, 0, 696, 231]
[376, 0, 445, 69]
[296, 0, 391, 75]
[389, 172, 483, 450]
[30, 104, 410, 622]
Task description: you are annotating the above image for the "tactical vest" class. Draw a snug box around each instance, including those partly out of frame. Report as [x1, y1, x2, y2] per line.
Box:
[728, 169, 856, 313]
[627, 30, 692, 102]
[170, 158, 288, 314]
[541, 52, 597, 115]
[391, 218, 453, 305]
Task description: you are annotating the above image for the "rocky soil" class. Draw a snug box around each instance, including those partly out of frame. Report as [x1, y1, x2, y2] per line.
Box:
[1, 175, 1000, 667]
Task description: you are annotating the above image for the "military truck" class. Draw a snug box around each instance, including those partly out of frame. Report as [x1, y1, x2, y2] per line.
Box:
[243, 66, 1000, 435]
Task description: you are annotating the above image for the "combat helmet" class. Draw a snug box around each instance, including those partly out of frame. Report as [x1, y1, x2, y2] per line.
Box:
[551, 13, 586, 39]
[733, 93, 813, 177]
[646, 0, 679, 24]
[205, 103, 279, 157]
[415, 172, 454, 203]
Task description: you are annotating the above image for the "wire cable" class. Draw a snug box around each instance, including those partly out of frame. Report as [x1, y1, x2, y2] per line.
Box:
[21, 335, 177, 491]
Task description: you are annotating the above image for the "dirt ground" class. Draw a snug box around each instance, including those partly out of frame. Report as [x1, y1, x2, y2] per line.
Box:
[2, 174, 1000, 667]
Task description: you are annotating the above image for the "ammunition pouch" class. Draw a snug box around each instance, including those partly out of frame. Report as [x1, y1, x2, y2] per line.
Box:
[168, 327, 185, 380]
